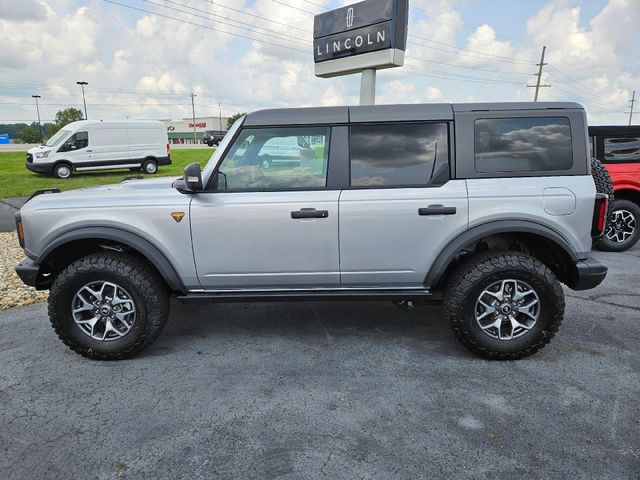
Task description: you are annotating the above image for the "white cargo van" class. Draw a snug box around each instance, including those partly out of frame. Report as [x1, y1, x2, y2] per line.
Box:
[26, 120, 171, 178]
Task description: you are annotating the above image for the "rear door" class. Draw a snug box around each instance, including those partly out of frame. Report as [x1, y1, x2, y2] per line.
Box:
[339, 122, 469, 287]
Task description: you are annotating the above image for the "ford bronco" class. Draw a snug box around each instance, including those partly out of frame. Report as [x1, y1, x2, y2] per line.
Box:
[15, 102, 609, 360]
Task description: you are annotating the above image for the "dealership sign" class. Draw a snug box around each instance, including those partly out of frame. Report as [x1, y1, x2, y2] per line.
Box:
[313, 0, 408, 78]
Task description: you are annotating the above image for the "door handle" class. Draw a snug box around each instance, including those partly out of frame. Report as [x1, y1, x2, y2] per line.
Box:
[86, 149, 93, 152]
[291, 208, 329, 219]
[419, 205, 457, 216]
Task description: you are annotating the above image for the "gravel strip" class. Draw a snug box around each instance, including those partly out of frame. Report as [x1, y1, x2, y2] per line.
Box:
[0, 232, 47, 310]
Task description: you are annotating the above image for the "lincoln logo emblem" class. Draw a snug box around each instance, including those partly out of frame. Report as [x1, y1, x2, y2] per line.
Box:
[346, 7, 354, 28]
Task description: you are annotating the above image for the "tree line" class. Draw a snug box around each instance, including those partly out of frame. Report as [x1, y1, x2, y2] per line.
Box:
[1, 108, 84, 143]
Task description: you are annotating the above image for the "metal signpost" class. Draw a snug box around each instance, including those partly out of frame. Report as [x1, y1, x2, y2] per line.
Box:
[313, 0, 409, 105]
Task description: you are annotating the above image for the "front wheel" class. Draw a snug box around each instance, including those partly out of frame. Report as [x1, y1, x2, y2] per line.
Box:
[595, 199, 640, 252]
[53, 163, 72, 179]
[48, 252, 170, 360]
[142, 159, 158, 174]
[443, 252, 565, 360]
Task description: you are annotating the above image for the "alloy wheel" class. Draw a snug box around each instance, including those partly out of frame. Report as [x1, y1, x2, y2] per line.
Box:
[474, 279, 540, 341]
[71, 281, 136, 341]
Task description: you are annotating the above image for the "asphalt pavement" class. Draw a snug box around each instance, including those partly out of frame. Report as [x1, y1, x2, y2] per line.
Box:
[1, 249, 639, 479]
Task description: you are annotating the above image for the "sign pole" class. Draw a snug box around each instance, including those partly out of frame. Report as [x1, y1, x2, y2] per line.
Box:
[360, 69, 376, 105]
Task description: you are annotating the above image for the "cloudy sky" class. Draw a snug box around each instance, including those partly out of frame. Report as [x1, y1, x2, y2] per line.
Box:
[0, 0, 638, 125]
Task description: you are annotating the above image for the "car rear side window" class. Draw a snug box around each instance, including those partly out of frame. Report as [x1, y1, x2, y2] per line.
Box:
[349, 123, 449, 187]
[604, 137, 640, 163]
[474, 117, 573, 173]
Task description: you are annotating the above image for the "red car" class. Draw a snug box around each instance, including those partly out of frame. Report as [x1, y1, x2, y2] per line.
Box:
[589, 126, 640, 251]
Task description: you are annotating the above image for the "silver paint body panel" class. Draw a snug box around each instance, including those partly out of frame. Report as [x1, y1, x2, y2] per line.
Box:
[339, 181, 469, 286]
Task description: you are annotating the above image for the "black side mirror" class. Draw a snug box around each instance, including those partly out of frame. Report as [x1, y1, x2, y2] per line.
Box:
[184, 162, 203, 192]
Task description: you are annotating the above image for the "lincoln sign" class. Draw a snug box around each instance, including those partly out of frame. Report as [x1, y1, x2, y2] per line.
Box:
[313, 0, 409, 78]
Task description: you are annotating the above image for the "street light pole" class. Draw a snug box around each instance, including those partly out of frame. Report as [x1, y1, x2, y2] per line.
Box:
[76, 81, 88, 119]
[219, 101, 223, 131]
[32, 95, 44, 143]
[190, 92, 198, 144]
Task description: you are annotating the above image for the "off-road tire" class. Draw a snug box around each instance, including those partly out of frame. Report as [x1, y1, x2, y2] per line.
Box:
[595, 199, 640, 252]
[48, 252, 170, 360]
[443, 252, 565, 360]
[591, 157, 615, 246]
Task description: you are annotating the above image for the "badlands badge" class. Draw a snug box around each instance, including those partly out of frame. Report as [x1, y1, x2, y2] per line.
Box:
[171, 212, 185, 223]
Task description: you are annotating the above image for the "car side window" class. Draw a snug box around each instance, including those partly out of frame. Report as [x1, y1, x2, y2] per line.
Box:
[60, 131, 89, 152]
[474, 117, 573, 173]
[217, 127, 329, 191]
[349, 123, 449, 187]
[604, 137, 640, 163]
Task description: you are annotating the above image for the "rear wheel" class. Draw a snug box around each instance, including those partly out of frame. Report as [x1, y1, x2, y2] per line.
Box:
[53, 163, 72, 179]
[48, 252, 170, 360]
[443, 252, 565, 360]
[142, 159, 158, 174]
[595, 199, 640, 252]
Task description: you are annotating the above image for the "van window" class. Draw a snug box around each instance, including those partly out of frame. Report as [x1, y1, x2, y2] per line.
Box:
[474, 117, 573, 173]
[217, 127, 329, 190]
[59, 131, 89, 152]
[45, 129, 71, 147]
[93, 128, 127, 146]
[604, 137, 640, 163]
[349, 123, 449, 187]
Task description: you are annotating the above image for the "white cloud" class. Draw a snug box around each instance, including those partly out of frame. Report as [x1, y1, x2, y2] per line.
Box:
[0, 0, 637, 126]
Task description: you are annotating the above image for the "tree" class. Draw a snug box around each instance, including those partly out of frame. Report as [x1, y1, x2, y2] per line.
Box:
[48, 108, 85, 136]
[16, 126, 41, 144]
[227, 112, 246, 130]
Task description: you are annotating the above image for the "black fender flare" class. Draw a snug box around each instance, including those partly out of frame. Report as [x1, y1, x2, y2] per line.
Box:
[37, 226, 186, 293]
[424, 220, 579, 288]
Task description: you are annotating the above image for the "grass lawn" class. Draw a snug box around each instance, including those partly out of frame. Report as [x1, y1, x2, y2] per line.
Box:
[0, 149, 214, 199]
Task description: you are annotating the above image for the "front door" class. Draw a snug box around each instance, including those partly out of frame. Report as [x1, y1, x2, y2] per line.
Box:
[191, 125, 339, 290]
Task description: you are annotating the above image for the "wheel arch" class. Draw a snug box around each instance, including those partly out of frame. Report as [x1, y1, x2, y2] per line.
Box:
[612, 188, 640, 206]
[52, 160, 73, 174]
[36, 226, 186, 293]
[425, 220, 580, 290]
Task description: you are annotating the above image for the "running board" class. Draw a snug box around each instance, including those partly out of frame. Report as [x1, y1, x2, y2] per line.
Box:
[176, 288, 441, 304]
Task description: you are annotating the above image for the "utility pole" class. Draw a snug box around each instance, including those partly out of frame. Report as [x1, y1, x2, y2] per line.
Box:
[218, 101, 223, 131]
[32, 95, 44, 143]
[627, 90, 636, 126]
[76, 81, 89, 119]
[527, 46, 551, 101]
[190, 92, 197, 144]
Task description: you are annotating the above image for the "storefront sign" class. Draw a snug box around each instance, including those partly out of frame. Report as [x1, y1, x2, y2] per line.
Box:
[313, 0, 408, 78]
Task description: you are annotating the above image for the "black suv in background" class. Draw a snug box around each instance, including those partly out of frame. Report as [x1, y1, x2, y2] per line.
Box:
[202, 130, 226, 147]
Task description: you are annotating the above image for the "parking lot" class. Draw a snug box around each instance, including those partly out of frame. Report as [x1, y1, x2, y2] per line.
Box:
[1, 248, 639, 479]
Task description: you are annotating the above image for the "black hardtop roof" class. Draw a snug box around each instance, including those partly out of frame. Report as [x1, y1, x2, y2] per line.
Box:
[243, 102, 584, 126]
[588, 125, 640, 135]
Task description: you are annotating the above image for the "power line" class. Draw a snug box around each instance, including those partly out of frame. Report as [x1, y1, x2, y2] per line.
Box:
[266, 0, 317, 16]
[408, 51, 531, 76]
[198, 0, 311, 34]
[145, 0, 311, 46]
[102, 0, 309, 54]
[403, 63, 524, 85]
[409, 36, 535, 65]
[409, 5, 542, 48]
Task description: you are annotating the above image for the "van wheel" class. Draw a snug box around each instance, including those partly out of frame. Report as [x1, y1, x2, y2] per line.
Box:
[48, 252, 170, 360]
[53, 163, 72, 179]
[142, 159, 158, 174]
[595, 199, 640, 252]
[443, 252, 564, 360]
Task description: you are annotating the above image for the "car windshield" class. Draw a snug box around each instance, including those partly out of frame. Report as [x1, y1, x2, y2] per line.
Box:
[45, 129, 71, 147]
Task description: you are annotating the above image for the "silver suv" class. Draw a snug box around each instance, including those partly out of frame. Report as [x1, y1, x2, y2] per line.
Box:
[15, 103, 609, 360]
